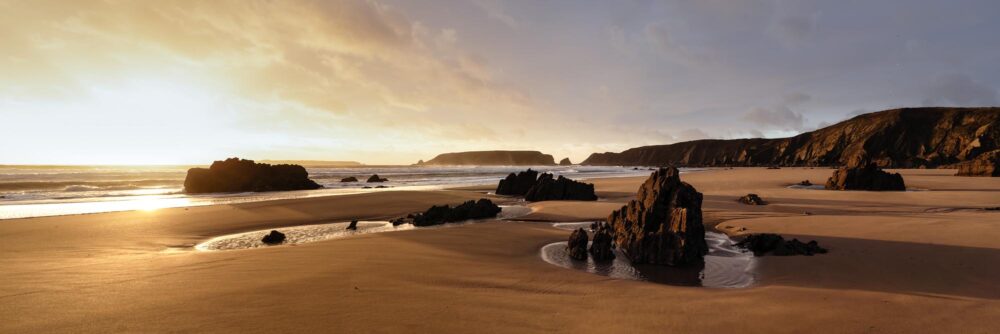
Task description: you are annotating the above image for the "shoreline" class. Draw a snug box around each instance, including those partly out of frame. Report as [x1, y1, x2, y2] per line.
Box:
[4, 167, 1000, 333]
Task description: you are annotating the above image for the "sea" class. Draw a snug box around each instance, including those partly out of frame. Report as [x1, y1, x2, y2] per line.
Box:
[0, 165, 653, 220]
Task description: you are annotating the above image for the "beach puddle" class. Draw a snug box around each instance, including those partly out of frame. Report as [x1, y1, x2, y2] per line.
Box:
[540, 231, 755, 288]
[498, 205, 532, 220]
[195, 221, 413, 251]
[787, 184, 826, 190]
[550, 222, 593, 231]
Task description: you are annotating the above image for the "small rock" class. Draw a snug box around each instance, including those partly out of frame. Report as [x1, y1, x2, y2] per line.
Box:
[799, 180, 812, 186]
[738, 193, 767, 205]
[367, 174, 389, 183]
[261, 230, 286, 245]
[346, 220, 358, 230]
[340, 176, 359, 182]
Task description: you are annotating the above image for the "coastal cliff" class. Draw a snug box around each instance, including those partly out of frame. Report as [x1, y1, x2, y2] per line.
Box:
[583, 107, 1000, 168]
[419, 150, 556, 166]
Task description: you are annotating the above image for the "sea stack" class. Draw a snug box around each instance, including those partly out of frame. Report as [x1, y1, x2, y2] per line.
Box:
[559, 158, 572, 166]
[184, 158, 321, 194]
[495, 169, 539, 196]
[367, 174, 388, 183]
[824, 163, 905, 191]
[523, 174, 597, 202]
[607, 167, 708, 266]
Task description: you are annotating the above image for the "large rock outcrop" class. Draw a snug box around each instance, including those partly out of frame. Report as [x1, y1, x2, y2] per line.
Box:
[956, 150, 1000, 176]
[419, 150, 557, 166]
[824, 163, 906, 191]
[495, 169, 539, 196]
[583, 107, 1000, 168]
[184, 158, 321, 193]
[607, 167, 708, 266]
[589, 222, 615, 261]
[567, 228, 589, 261]
[390, 199, 502, 227]
[524, 174, 598, 202]
[559, 158, 572, 166]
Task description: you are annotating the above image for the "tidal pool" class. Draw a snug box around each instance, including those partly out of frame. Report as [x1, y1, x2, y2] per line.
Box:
[540, 230, 755, 288]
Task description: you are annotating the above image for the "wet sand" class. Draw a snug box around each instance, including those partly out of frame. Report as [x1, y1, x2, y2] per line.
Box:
[3, 168, 1000, 333]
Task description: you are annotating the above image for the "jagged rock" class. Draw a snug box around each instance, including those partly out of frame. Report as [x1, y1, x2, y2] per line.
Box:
[184, 158, 321, 193]
[390, 199, 501, 227]
[607, 167, 708, 266]
[799, 180, 813, 186]
[588, 222, 615, 261]
[582, 107, 1000, 168]
[956, 150, 1000, 176]
[261, 230, 286, 245]
[559, 158, 572, 166]
[736, 233, 827, 256]
[495, 169, 539, 196]
[824, 163, 906, 191]
[567, 228, 589, 261]
[367, 174, 388, 183]
[346, 220, 358, 230]
[738, 193, 767, 205]
[340, 176, 359, 182]
[524, 174, 597, 202]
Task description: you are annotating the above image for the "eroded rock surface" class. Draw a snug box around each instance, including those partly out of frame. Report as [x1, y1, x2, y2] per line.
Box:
[825, 163, 905, 191]
[184, 158, 321, 194]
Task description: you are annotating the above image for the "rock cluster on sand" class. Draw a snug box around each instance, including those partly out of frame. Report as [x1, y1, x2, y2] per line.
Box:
[184, 158, 321, 194]
[495, 169, 539, 196]
[588, 222, 615, 261]
[956, 150, 1000, 177]
[799, 180, 812, 186]
[367, 174, 388, 183]
[340, 176, 359, 182]
[495, 169, 597, 202]
[738, 193, 767, 205]
[559, 158, 572, 166]
[735, 233, 827, 256]
[567, 228, 589, 261]
[390, 199, 501, 227]
[824, 163, 906, 191]
[607, 167, 708, 266]
[261, 230, 286, 245]
[524, 174, 598, 202]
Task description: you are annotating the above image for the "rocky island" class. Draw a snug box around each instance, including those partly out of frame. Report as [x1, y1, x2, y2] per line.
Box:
[417, 150, 557, 166]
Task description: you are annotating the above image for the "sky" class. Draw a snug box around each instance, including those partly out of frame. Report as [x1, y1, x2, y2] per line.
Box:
[1, 0, 998, 165]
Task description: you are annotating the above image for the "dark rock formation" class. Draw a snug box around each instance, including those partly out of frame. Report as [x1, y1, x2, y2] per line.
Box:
[346, 220, 358, 230]
[956, 150, 1000, 176]
[340, 176, 359, 182]
[559, 158, 572, 166]
[420, 150, 557, 166]
[825, 163, 906, 191]
[567, 228, 589, 261]
[583, 108, 1000, 168]
[588, 222, 615, 261]
[367, 174, 388, 183]
[495, 169, 539, 196]
[524, 174, 598, 202]
[738, 194, 767, 205]
[736, 233, 827, 256]
[390, 199, 502, 227]
[799, 180, 813, 186]
[261, 230, 286, 245]
[184, 158, 321, 194]
[607, 167, 708, 266]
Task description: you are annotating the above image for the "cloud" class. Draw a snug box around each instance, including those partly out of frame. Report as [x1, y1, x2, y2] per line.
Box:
[472, 0, 519, 29]
[921, 73, 998, 107]
[742, 106, 805, 131]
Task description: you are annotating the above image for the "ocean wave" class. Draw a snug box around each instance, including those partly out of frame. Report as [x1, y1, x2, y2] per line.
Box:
[62, 184, 144, 192]
[0, 179, 181, 191]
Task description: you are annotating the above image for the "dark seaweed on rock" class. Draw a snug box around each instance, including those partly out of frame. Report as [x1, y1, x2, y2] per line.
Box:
[184, 158, 321, 193]
[735, 233, 827, 256]
[390, 199, 501, 227]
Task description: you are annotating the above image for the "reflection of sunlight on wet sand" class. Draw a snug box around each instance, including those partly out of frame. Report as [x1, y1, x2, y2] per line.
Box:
[133, 197, 193, 212]
[0, 195, 196, 218]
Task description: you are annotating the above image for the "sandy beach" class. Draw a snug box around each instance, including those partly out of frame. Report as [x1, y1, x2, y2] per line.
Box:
[3, 168, 1000, 333]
